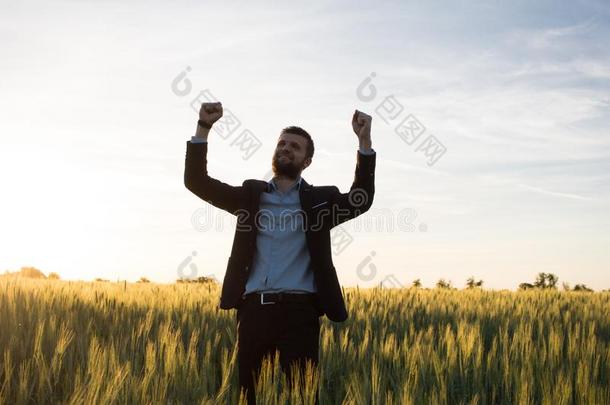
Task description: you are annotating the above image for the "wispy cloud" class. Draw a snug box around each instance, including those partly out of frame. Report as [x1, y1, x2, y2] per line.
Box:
[516, 183, 593, 201]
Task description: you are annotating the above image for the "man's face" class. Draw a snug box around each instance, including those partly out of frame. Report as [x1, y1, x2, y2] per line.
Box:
[271, 132, 311, 179]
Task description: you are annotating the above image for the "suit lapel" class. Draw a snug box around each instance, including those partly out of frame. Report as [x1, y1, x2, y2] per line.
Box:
[299, 178, 313, 213]
[249, 180, 268, 218]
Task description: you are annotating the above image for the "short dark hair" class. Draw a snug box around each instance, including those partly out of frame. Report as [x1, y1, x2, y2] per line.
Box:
[280, 126, 314, 160]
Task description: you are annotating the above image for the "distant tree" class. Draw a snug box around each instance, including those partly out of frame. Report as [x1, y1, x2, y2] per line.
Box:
[412, 279, 422, 288]
[518, 282, 535, 291]
[533, 272, 558, 289]
[137, 277, 150, 283]
[534, 273, 546, 288]
[466, 276, 483, 289]
[546, 273, 558, 289]
[48, 272, 60, 280]
[19, 266, 46, 279]
[436, 279, 453, 289]
[196, 276, 216, 284]
[562, 282, 571, 291]
[94, 278, 109, 282]
[573, 284, 593, 292]
[177, 275, 218, 284]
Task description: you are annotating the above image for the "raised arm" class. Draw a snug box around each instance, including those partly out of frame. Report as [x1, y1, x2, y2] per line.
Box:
[184, 102, 245, 215]
[329, 110, 376, 228]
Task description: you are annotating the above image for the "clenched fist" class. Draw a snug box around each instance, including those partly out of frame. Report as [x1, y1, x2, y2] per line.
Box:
[352, 110, 372, 141]
[199, 102, 223, 127]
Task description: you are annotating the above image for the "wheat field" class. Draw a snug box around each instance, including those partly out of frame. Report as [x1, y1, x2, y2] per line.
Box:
[0, 278, 609, 404]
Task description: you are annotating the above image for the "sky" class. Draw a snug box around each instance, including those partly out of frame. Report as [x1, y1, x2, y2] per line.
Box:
[1, 0, 609, 290]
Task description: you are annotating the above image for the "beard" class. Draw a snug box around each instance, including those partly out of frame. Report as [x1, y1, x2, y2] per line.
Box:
[271, 151, 302, 179]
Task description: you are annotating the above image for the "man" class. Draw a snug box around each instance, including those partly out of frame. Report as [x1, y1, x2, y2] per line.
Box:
[184, 102, 376, 404]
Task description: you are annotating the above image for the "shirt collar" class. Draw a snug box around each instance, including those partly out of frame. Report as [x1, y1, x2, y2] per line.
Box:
[268, 176, 302, 192]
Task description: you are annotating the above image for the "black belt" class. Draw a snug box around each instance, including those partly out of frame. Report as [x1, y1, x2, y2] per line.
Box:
[242, 292, 318, 305]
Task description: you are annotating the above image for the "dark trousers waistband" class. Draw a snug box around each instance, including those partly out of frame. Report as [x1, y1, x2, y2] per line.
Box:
[242, 292, 318, 305]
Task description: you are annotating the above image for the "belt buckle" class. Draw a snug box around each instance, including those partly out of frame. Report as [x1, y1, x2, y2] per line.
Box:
[260, 292, 276, 305]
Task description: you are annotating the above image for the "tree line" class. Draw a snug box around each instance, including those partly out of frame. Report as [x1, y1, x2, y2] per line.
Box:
[3, 267, 604, 292]
[408, 272, 597, 292]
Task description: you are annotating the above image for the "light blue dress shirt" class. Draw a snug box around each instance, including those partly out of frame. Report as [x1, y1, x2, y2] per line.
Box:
[188, 136, 375, 295]
[243, 175, 317, 295]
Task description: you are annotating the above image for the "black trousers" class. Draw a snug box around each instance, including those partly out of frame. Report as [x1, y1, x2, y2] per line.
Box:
[236, 295, 321, 404]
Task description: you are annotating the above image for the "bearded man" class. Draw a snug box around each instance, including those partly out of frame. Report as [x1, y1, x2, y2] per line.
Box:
[184, 102, 376, 404]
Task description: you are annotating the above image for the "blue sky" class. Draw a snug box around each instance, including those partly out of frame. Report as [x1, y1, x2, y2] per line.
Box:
[1, 0, 609, 289]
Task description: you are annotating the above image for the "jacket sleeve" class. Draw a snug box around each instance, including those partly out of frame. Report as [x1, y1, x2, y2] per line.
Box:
[184, 140, 246, 216]
[329, 149, 376, 228]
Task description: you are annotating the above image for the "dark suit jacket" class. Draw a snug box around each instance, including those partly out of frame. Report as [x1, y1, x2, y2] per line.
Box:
[184, 141, 376, 322]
